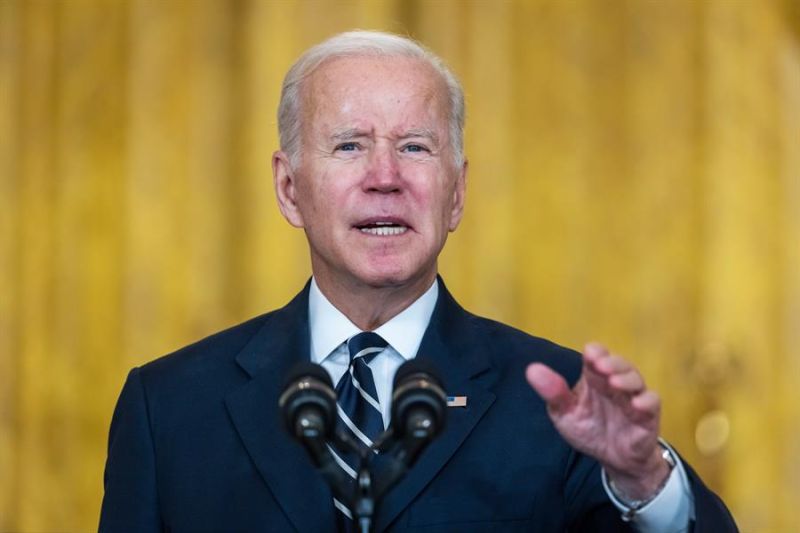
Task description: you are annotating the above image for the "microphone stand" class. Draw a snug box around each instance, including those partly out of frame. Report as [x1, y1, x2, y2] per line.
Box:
[294, 420, 353, 507]
[371, 417, 432, 501]
[290, 412, 383, 533]
[330, 412, 441, 532]
[333, 432, 378, 533]
[294, 423, 381, 533]
[354, 448, 375, 533]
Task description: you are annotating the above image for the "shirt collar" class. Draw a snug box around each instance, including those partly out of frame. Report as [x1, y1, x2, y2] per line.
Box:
[308, 278, 439, 363]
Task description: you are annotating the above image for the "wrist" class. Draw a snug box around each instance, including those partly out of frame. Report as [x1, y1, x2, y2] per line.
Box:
[603, 440, 677, 521]
[607, 448, 672, 500]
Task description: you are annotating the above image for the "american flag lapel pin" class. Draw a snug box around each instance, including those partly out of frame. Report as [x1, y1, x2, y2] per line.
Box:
[447, 395, 467, 407]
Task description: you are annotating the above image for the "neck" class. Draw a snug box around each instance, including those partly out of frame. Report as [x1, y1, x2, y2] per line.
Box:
[313, 271, 437, 331]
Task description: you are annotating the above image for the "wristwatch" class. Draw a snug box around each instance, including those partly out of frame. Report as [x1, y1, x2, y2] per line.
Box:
[602, 439, 678, 522]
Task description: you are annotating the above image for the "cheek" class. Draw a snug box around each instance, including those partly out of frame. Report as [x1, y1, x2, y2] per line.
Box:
[293, 184, 330, 233]
[296, 170, 335, 215]
[405, 165, 448, 201]
[419, 180, 455, 218]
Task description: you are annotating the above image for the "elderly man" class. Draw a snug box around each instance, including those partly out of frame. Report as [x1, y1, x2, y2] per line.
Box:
[100, 31, 736, 532]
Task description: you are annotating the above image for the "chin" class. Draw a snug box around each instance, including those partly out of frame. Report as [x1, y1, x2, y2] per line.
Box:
[357, 270, 412, 289]
[355, 260, 434, 290]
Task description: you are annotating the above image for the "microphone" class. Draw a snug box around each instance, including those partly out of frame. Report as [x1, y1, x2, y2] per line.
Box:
[278, 362, 352, 503]
[390, 359, 447, 450]
[279, 362, 337, 441]
[374, 359, 447, 499]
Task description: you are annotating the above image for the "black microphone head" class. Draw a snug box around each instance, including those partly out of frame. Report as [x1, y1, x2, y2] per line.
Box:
[391, 359, 446, 440]
[282, 361, 334, 391]
[279, 361, 336, 440]
[392, 358, 444, 390]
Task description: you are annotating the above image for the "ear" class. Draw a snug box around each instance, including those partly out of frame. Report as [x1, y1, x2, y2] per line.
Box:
[448, 159, 468, 232]
[273, 150, 305, 228]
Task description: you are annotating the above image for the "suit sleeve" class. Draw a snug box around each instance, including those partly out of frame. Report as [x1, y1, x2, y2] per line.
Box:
[682, 460, 738, 532]
[99, 367, 163, 532]
[562, 448, 738, 532]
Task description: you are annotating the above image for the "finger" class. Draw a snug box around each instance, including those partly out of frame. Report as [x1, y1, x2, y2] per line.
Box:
[631, 390, 661, 415]
[582, 342, 610, 365]
[583, 344, 632, 379]
[525, 363, 575, 415]
[592, 353, 633, 376]
[581, 351, 629, 398]
[608, 369, 645, 393]
[582, 350, 643, 401]
[581, 344, 611, 390]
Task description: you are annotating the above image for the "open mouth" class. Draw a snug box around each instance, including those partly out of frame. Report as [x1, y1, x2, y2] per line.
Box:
[355, 221, 409, 236]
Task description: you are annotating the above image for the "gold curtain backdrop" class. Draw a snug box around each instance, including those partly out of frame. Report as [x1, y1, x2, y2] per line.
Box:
[1, 0, 798, 531]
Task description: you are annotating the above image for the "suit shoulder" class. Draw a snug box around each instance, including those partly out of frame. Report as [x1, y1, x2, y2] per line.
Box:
[136, 311, 275, 382]
[467, 313, 583, 385]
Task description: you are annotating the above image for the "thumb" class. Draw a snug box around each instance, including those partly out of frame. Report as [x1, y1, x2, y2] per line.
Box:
[526, 363, 575, 415]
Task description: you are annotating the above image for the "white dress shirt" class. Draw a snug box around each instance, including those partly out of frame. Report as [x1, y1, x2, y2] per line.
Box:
[307, 277, 693, 532]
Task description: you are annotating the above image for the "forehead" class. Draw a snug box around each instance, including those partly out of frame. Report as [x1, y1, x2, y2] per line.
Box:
[302, 55, 449, 133]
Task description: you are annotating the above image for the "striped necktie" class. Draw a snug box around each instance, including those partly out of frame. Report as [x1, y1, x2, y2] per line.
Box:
[330, 332, 388, 528]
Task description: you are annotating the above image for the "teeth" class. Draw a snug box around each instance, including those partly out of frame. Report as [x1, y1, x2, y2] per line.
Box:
[360, 225, 408, 236]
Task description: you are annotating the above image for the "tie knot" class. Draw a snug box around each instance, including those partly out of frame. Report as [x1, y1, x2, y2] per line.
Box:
[347, 332, 388, 364]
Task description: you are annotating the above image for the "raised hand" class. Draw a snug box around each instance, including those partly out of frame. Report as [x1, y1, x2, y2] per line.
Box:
[525, 343, 670, 500]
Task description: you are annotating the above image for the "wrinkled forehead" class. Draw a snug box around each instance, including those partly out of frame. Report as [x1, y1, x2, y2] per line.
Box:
[300, 55, 451, 134]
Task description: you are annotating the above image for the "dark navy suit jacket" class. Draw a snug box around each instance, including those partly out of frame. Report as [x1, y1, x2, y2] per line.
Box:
[99, 280, 737, 532]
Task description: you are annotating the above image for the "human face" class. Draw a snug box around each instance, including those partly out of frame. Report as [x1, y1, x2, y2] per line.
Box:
[273, 55, 466, 293]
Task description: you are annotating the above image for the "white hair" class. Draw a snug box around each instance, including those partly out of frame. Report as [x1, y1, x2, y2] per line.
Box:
[277, 30, 465, 168]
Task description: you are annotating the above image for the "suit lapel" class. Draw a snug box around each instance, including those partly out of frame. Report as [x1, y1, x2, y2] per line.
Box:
[224, 285, 337, 533]
[375, 281, 497, 531]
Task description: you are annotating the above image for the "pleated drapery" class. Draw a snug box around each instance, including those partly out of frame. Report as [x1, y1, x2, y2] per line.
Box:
[1, 1, 798, 531]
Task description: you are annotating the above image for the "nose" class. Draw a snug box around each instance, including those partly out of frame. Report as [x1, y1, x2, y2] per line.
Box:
[363, 143, 401, 193]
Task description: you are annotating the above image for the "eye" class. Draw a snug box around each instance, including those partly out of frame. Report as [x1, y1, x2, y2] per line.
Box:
[335, 142, 360, 152]
[402, 143, 429, 153]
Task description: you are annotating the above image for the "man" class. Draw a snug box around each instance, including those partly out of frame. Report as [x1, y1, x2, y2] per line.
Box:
[100, 31, 737, 532]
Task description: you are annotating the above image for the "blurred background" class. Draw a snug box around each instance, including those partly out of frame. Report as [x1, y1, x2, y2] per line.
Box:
[1, 0, 798, 531]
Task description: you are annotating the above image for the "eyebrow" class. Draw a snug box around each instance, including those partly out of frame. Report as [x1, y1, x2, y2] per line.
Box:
[398, 128, 440, 144]
[330, 128, 370, 142]
[328, 127, 440, 145]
